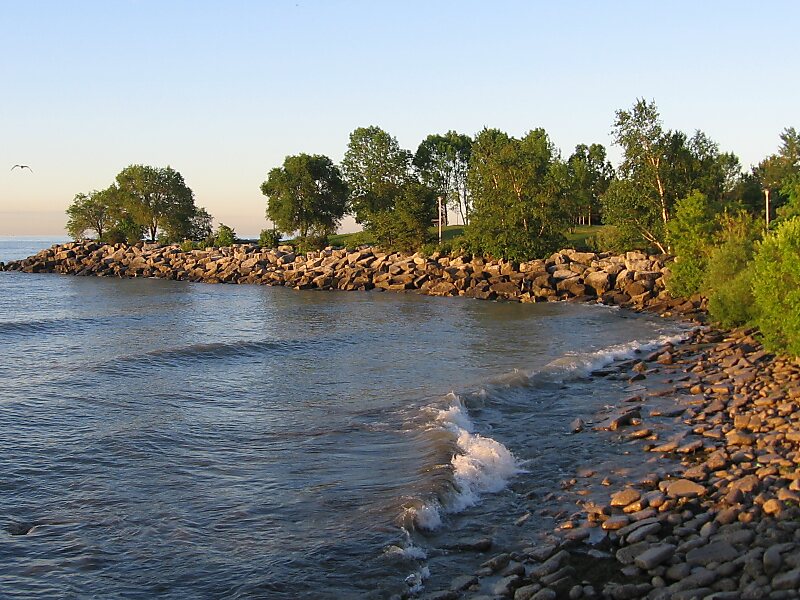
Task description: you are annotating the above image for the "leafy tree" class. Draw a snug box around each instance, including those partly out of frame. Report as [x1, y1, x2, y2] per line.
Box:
[604, 99, 741, 252]
[341, 126, 411, 224]
[665, 191, 719, 296]
[413, 131, 472, 225]
[752, 217, 800, 355]
[261, 153, 347, 247]
[115, 164, 196, 242]
[755, 127, 800, 218]
[66, 186, 119, 240]
[371, 182, 436, 252]
[703, 211, 760, 327]
[259, 227, 282, 248]
[566, 143, 614, 226]
[213, 223, 237, 247]
[466, 128, 570, 261]
[188, 207, 214, 241]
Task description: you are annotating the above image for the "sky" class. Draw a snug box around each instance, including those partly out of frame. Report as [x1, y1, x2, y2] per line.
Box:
[1, 0, 798, 237]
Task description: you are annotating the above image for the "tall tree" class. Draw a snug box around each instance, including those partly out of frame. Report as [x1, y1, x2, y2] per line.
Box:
[65, 186, 120, 240]
[755, 127, 800, 216]
[466, 128, 570, 261]
[413, 131, 472, 225]
[341, 126, 411, 224]
[566, 143, 614, 226]
[603, 99, 741, 252]
[261, 153, 348, 246]
[115, 164, 196, 242]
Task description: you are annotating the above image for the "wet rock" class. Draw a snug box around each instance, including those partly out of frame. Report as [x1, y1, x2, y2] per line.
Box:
[686, 541, 738, 566]
[449, 575, 479, 592]
[665, 479, 707, 499]
[634, 543, 676, 570]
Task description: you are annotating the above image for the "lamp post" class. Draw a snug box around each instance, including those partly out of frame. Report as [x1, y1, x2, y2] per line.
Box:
[437, 196, 443, 243]
[764, 188, 771, 229]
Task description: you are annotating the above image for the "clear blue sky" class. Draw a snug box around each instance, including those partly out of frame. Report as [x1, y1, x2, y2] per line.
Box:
[1, 0, 797, 236]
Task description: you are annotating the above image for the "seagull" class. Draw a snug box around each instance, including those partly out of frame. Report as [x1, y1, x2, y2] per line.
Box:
[11, 165, 33, 172]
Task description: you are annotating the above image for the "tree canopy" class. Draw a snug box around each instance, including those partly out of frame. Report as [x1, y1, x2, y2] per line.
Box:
[465, 128, 570, 261]
[66, 164, 209, 244]
[341, 126, 412, 224]
[261, 153, 348, 247]
[413, 131, 472, 225]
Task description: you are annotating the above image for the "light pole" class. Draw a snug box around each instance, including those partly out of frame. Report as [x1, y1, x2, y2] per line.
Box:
[764, 188, 771, 229]
[437, 196, 443, 243]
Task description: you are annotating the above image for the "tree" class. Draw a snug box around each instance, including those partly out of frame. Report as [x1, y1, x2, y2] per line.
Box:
[261, 153, 348, 247]
[341, 126, 411, 225]
[369, 182, 437, 252]
[466, 128, 570, 261]
[188, 207, 214, 241]
[65, 186, 119, 240]
[604, 99, 741, 252]
[755, 127, 800, 218]
[413, 131, 472, 225]
[665, 191, 719, 296]
[115, 164, 196, 242]
[213, 223, 237, 247]
[566, 143, 614, 226]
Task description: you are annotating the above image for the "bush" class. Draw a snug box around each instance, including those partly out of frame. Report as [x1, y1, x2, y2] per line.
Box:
[703, 211, 759, 328]
[213, 224, 237, 247]
[259, 228, 282, 249]
[665, 191, 718, 297]
[752, 217, 800, 356]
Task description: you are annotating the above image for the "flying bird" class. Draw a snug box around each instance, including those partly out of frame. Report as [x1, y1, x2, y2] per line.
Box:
[11, 165, 33, 172]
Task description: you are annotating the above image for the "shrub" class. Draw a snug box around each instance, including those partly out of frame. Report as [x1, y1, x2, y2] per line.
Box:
[213, 224, 237, 247]
[703, 211, 759, 328]
[665, 191, 718, 297]
[259, 228, 282, 249]
[751, 217, 800, 356]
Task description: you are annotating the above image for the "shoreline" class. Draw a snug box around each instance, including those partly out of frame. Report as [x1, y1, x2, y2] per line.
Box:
[415, 327, 800, 600]
[5, 242, 798, 599]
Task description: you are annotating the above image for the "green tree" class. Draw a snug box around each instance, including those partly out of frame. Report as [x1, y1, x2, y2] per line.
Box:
[188, 207, 214, 241]
[413, 131, 472, 225]
[371, 182, 437, 252]
[665, 191, 719, 296]
[115, 164, 197, 242]
[604, 99, 741, 252]
[703, 212, 760, 327]
[752, 217, 800, 355]
[341, 126, 411, 225]
[213, 223, 237, 247]
[566, 143, 614, 226]
[261, 153, 348, 247]
[755, 127, 800, 219]
[66, 186, 119, 240]
[466, 128, 570, 261]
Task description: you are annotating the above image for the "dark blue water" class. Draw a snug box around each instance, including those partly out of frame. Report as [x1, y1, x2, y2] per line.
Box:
[0, 240, 686, 598]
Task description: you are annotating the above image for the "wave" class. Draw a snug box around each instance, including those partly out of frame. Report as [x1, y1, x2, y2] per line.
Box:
[104, 339, 309, 371]
[403, 392, 521, 532]
[399, 327, 692, 533]
[0, 316, 101, 338]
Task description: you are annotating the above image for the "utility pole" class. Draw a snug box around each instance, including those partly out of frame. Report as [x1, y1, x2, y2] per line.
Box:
[437, 196, 443, 243]
[764, 188, 771, 229]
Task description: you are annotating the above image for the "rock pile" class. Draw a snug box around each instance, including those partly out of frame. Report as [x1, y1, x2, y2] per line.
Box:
[0, 241, 703, 317]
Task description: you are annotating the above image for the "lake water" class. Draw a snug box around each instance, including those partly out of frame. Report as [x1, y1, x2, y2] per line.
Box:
[0, 239, 686, 598]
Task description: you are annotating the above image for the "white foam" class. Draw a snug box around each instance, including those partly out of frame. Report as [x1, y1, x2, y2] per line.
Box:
[411, 393, 520, 530]
[543, 331, 690, 379]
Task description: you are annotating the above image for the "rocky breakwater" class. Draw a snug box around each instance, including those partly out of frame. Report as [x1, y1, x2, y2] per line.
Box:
[417, 328, 800, 600]
[0, 241, 703, 316]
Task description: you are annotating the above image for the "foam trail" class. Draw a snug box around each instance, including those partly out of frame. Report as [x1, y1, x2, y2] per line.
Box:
[543, 331, 691, 379]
